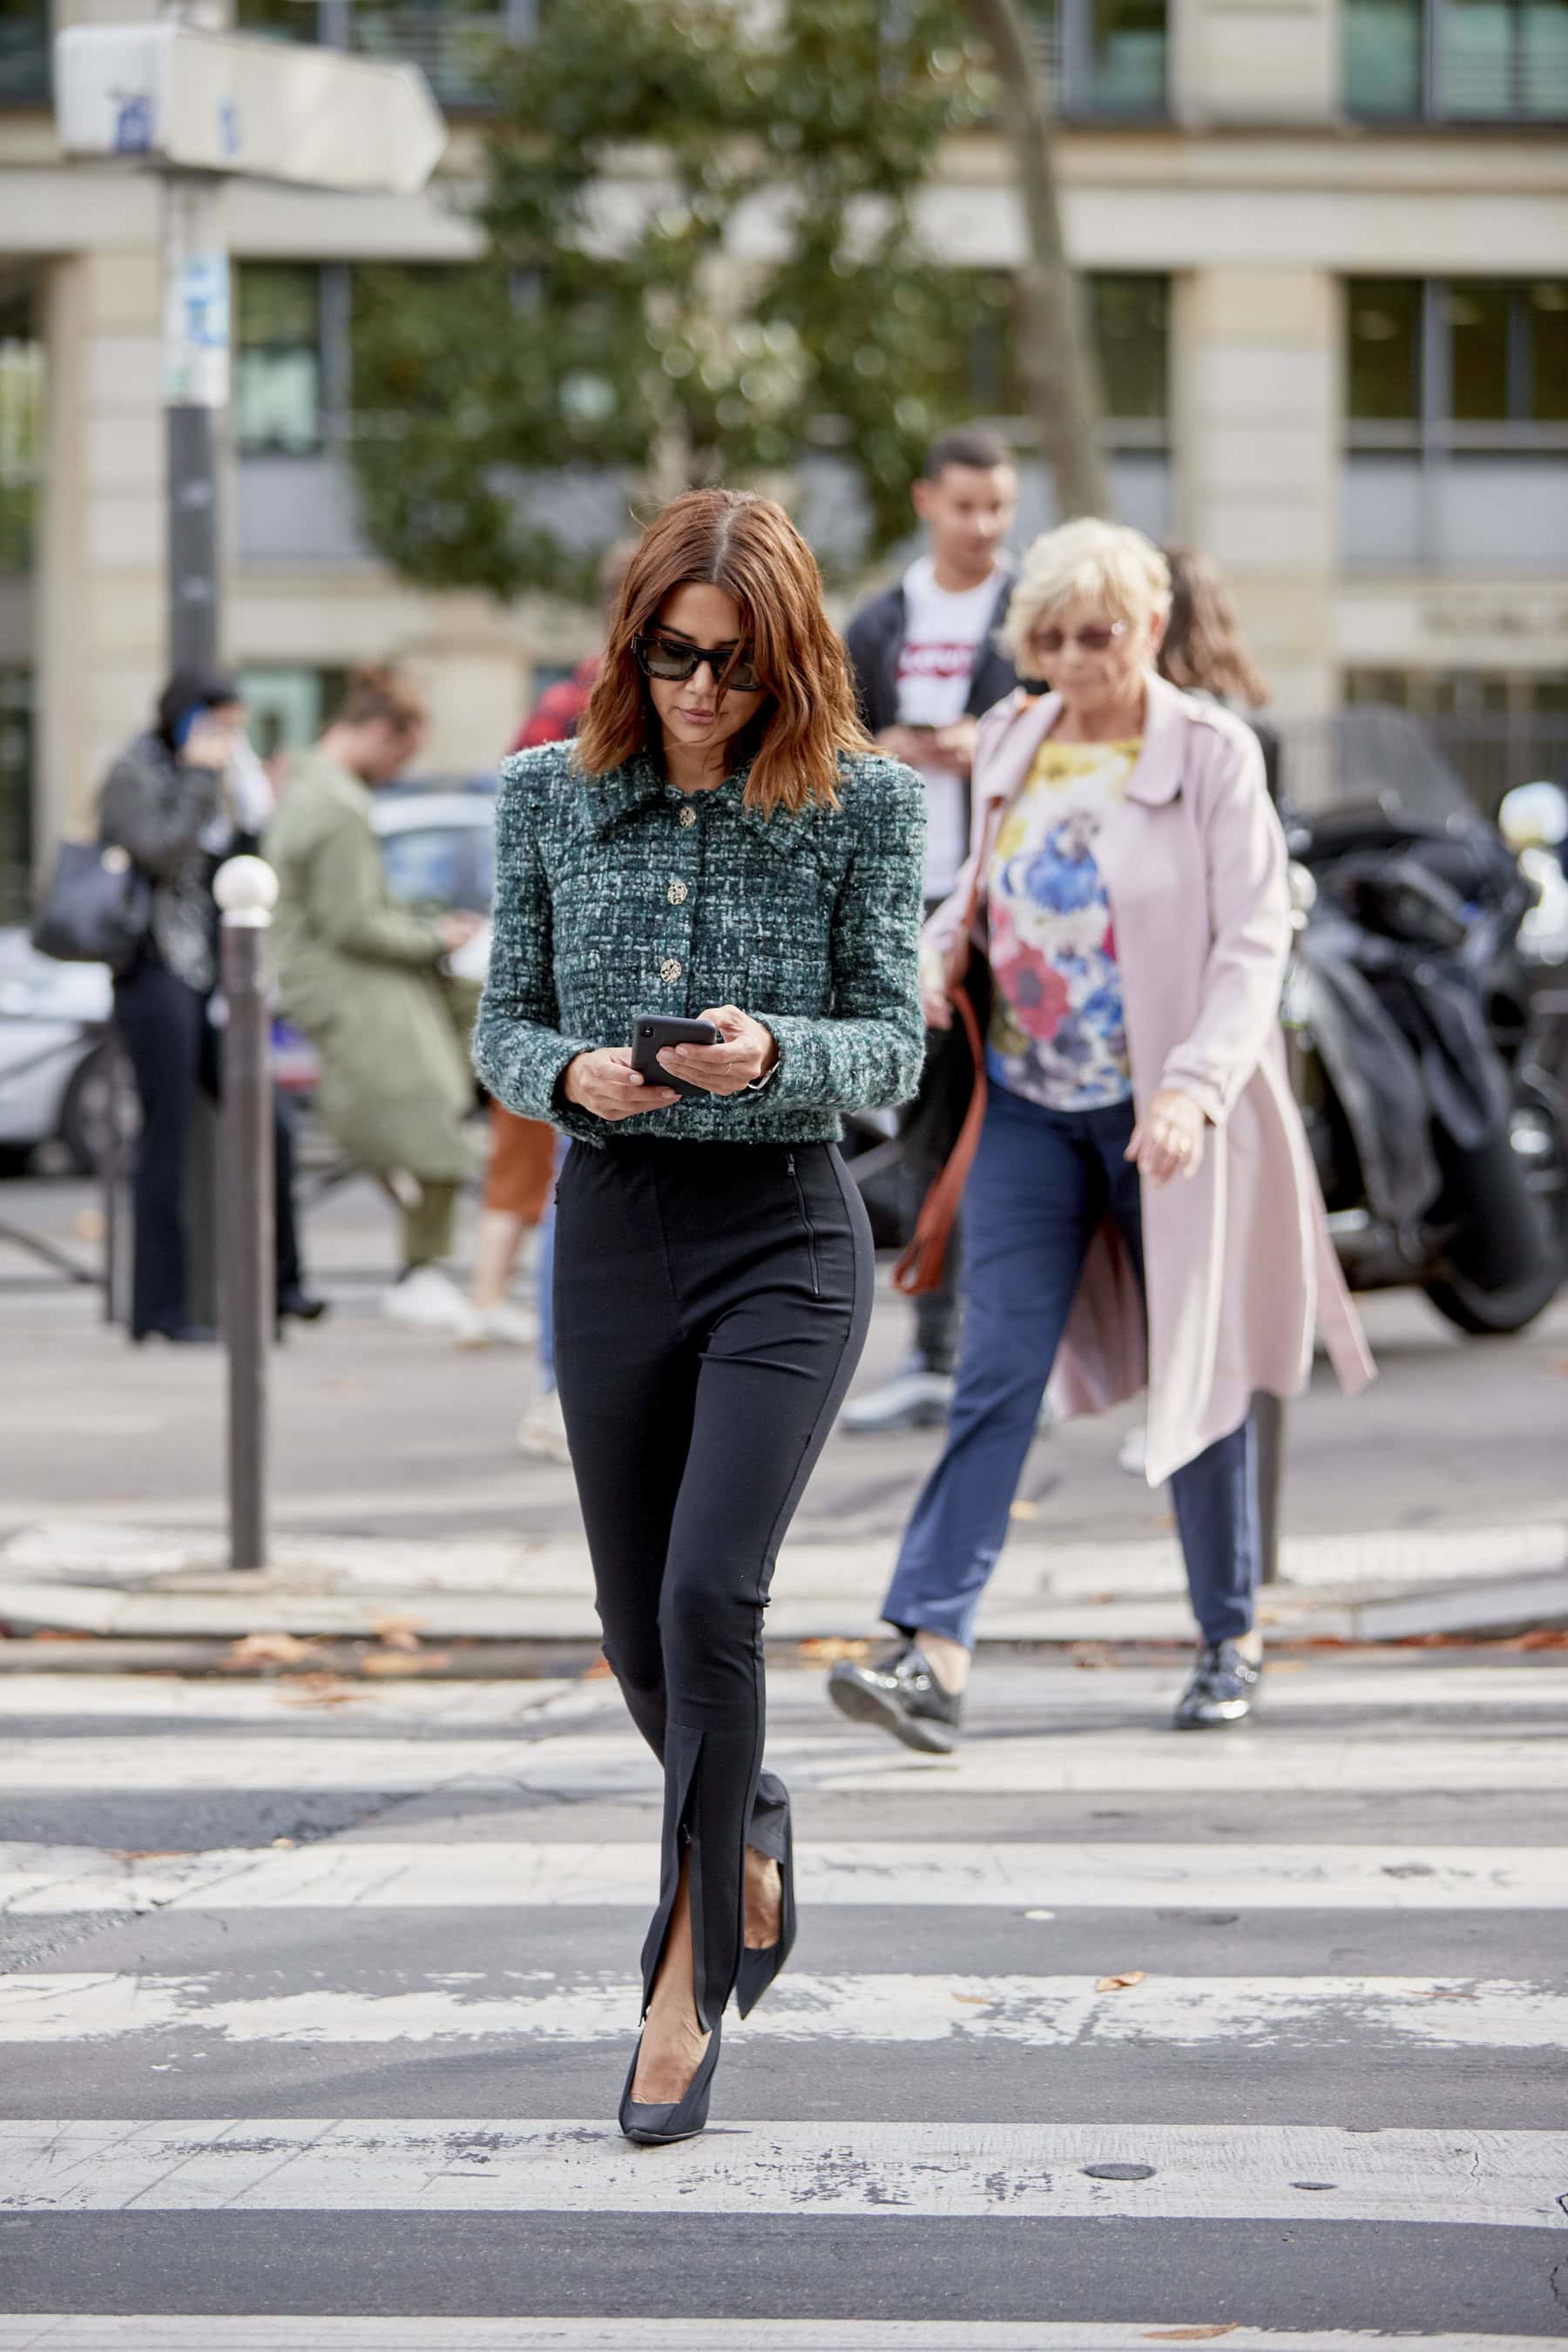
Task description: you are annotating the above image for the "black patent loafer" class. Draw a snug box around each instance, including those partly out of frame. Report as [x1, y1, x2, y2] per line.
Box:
[1173, 1639, 1262, 1730]
[827, 1643, 963, 1754]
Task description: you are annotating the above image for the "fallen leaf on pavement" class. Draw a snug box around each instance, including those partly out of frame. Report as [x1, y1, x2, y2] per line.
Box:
[952, 1992, 990, 2004]
[368, 1615, 423, 1652]
[1146, 2330, 1238, 2342]
[1009, 1498, 1038, 1520]
[1096, 1970, 1147, 1991]
[797, 1638, 869, 1664]
[580, 1654, 615, 1679]
[281, 1678, 358, 1707]
[1267, 1659, 1306, 1673]
[226, 1632, 318, 1667]
[27, 1628, 94, 1642]
[362, 1648, 453, 1677]
[1069, 1644, 1120, 1670]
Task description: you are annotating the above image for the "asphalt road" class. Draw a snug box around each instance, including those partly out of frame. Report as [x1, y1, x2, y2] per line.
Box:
[2, 1652, 1565, 2342]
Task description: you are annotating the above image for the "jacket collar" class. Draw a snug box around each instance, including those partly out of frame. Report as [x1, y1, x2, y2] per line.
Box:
[977, 670, 1188, 811]
[584, 748, 819, 855]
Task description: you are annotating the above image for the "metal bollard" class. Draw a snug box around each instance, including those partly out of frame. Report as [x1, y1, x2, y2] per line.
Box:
[214, 855, 278, 1572]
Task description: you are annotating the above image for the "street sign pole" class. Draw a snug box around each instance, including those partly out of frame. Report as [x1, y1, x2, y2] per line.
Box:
[161, 166, 226, 676]
[160, 164, 228, 1328]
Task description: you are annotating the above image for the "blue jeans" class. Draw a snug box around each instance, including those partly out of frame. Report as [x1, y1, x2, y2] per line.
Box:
[881, 1085, 1260, 1652]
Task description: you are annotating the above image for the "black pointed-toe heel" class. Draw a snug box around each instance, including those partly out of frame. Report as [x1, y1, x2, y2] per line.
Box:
[736, 1806, 796, 2019]
[618, 2015, 723, 2146]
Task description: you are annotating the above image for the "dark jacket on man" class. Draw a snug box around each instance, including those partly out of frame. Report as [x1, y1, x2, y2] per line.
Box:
[842, 569, 1019, 741]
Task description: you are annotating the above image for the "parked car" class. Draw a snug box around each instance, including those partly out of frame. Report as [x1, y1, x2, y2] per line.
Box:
[1, 780, 499, 1169]
[0, 928, 118, 1173]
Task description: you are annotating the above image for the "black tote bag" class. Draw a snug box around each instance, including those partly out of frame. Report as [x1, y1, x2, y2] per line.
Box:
[31, 837, 151, 976]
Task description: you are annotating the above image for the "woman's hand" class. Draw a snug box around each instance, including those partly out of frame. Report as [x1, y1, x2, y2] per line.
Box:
[563, 1048, 679, 1121]
[658, 1004, 778, 1096]
[1126, 1087, 1207, 1188]
[919, 941, 952, 1031]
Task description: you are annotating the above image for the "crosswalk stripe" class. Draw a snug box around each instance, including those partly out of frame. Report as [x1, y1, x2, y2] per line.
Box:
[2, 1665, 1563, 1719]
[3, 1727, 1565, 1796]
[3, 2119, 1562, 2225]
[2, 1970, 1561, 2050]
[5, 1838, 1563, 1915]
[0, 2328, 1547, 2350]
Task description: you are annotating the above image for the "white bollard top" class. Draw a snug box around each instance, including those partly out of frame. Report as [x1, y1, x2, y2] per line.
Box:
[213, 855, 280, 927]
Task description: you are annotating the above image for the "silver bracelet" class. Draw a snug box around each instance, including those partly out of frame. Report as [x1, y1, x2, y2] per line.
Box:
[741, 1060, 780, 1095]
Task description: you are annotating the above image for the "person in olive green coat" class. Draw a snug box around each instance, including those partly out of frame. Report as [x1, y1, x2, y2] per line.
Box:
[265, 667, 485, 1333]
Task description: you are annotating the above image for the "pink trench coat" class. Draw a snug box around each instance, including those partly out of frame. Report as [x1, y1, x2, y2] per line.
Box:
[924, 674, 1375, 1487]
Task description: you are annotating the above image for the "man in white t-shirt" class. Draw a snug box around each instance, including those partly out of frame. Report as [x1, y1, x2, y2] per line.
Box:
[842, 427, 1019, 1429]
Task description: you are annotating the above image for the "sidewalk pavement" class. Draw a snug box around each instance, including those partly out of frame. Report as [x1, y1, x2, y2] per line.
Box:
[3, 1171, 1567, 1661]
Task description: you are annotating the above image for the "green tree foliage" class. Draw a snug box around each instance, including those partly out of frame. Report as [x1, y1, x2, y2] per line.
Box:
[348, 0, 989, 598]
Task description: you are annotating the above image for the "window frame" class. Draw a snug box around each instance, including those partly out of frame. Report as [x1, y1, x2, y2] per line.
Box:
[1345, 0, 1568, 125]
[1345, 275, 1568, 454]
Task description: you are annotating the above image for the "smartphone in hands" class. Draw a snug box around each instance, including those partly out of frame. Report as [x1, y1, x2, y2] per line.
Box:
[631, 1013, 722, 1099]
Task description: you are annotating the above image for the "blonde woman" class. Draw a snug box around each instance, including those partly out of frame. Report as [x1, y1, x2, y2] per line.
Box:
[828, 518, 1373, 1745]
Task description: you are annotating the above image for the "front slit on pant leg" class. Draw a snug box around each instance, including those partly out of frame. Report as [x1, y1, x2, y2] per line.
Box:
[554, 1139, 872, 2031]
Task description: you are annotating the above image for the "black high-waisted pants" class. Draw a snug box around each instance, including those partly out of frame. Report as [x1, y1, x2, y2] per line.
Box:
[552, 1136, 873, 2028]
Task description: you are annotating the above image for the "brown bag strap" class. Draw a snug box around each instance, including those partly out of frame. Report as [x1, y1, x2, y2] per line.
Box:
[892, 977, 988, 1297]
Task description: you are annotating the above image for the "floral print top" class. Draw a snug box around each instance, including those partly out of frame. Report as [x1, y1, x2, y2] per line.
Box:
[984, 735, 1141, 1111]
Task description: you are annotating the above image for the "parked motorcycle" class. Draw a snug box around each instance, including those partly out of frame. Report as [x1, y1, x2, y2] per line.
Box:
[1282, 711, 1568, 1335]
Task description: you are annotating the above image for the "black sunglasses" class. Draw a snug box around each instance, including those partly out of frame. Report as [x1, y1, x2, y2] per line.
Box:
[636, 633, 765, 694]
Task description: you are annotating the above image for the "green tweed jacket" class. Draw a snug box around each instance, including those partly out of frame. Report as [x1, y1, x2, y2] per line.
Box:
[472, 741, 927, 1146]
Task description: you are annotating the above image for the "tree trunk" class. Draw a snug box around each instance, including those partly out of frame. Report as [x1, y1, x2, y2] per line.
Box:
[957, 0, 1108, 518]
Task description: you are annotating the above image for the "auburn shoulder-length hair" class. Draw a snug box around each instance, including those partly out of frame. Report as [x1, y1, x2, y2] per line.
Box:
[574, 489, 872, 815]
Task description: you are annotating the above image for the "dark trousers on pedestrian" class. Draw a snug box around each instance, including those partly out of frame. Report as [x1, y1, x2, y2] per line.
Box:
[553, 1136, 872, 2026]
[114, 954, 303, 1340]
[882, 1084, 1260, 1652]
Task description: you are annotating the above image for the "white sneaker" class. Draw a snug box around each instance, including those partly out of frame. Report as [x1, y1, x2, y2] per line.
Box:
[1118, 1423, 1147, 1477]
[457, 1299, 540, 1349]
[517, 1387, 571, 1463]
[382, 1266, 483, 1340]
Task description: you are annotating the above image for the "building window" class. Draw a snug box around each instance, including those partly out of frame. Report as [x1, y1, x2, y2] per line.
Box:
[1348, 276, 1568, 443]
[953, 272, 1169, 443]
[0, 291, 42, 574]
[238, 667, 348, 761]
[235, 264, 357, 456]
[233, 0, 532, 111]
[1021, 0, 1168, 114]
[1346, 0, 1568, 120]
[0, 0, 51, 107]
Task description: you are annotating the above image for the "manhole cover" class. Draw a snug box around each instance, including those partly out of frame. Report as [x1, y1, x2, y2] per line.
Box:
[1083, 2161, 1157, 2182]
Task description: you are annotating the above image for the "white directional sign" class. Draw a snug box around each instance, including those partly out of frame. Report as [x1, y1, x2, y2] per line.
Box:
[54, 23, 447, 197]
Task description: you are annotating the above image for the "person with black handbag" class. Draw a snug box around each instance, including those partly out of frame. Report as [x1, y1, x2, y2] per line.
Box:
[97, 673, 322, 1342]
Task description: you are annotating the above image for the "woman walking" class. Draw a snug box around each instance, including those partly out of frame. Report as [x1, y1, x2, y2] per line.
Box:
[473, 490, 925, 2143]
[828, 517, 1373, 1748]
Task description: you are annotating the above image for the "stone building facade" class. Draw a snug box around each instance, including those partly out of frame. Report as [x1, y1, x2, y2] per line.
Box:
[2, 0, 1565, 886]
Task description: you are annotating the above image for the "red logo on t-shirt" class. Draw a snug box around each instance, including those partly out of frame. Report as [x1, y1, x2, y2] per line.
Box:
[898, 641, 976, 681]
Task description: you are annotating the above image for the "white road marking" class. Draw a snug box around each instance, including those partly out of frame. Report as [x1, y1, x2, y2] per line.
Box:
[2, 2119, 1562, 2226]
[2, 1971, 1563, 2051]
[2, 1665, 1563, 1721]
[3, 1726, 1568, 1798]
[0, 2327, 1548, 2351]
[3, 1839, 1565, 1916]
